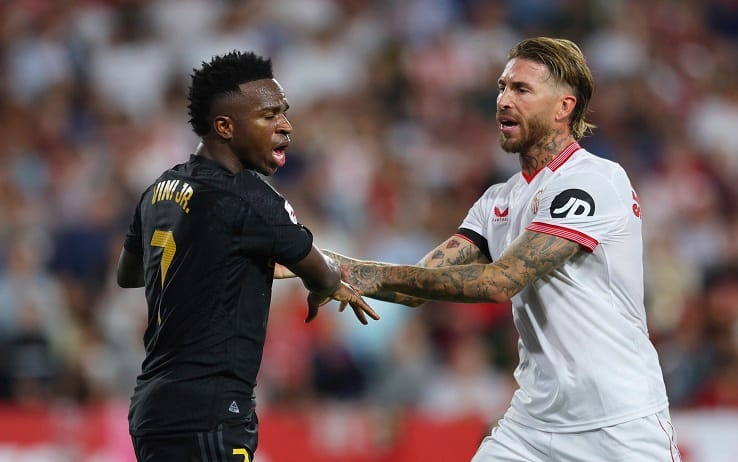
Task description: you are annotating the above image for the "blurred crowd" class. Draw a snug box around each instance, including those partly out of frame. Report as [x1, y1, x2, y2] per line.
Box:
[1, 0, 737, 425]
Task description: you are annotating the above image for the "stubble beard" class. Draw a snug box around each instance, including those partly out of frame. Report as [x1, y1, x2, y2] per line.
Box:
[498, 114, 551, 155]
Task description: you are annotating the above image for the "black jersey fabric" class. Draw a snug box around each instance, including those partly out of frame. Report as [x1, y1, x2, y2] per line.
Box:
[123, 155, 312, 436]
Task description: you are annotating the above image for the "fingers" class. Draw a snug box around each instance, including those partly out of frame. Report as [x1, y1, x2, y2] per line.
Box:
[305, 297, 319, 323]
[346, 295, 380, 325]
[353, 299, 380, 321]
[306, 282, 380, 325]
[337, 282, 379, 324]
[353, 304, 368, 325]
[305, 293, 327, 323]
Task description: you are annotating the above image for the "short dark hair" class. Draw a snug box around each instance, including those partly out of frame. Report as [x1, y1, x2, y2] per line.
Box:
[187, 50, 273, 136]
[508, 37, 595, 140]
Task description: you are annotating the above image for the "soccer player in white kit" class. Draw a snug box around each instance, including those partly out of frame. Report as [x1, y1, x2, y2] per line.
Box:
[326, 37, 682, 461]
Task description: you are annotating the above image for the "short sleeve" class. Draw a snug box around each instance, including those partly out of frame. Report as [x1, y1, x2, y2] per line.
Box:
[527, 169, 630, 252]
[460, 184, 505, 237]
[272, 223, 313, 265]
[238, 178, 313, 265]
[458, 185, 501, 261]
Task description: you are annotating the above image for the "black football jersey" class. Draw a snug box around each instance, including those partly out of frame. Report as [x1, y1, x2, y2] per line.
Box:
[123, 155, 312, 435]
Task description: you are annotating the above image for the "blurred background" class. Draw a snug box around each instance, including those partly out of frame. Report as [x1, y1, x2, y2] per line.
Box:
[1, 0, 738, 460]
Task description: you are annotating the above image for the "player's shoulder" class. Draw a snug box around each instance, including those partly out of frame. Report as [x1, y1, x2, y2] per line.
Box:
[478, 168, 522, 195]
[236, 170, 285, 202]
[563, 147, 631, 183]
[233, 170, 300, 225]
[145, 156, 200, 186]
[552, 148, 635, 204]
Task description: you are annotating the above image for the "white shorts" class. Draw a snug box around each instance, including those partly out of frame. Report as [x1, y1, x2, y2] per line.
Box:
[471, 409, 681, 462]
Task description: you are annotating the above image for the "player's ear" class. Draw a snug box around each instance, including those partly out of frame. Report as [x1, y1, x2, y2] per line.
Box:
[556, 94, 577, 123]
[212, 115, 234, 141]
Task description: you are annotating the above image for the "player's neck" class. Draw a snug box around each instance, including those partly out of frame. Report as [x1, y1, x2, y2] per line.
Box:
[519, 133, 576, 176]
[195, 142, 243, 174]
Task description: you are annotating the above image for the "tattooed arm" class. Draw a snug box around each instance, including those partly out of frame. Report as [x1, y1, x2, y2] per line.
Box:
[350, 231, 583, 303]
[324, 235, 490, 307]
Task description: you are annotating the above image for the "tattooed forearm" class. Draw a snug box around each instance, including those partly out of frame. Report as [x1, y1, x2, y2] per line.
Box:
[420, 236, 490, 268]
[378, 263, 509, 303]
[322, 250, 427, 306]
[368, 231, 582, 303]
[322, 250, 352, 269]
[429, 245, 476, 266]
[496, 230, 581, 285]
[368, 291, 426, 307]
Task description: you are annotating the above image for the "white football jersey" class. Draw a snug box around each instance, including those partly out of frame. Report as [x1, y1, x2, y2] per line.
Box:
[459, 142, 668, 432]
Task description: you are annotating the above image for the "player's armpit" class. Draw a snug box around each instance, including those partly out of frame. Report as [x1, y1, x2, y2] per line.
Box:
[355, 230, 582, 304]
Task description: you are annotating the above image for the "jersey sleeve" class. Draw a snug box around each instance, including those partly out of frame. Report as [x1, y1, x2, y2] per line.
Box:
[271, 222, 314, 265]
[459, 194, 488, 237]
[458, 184, 502, 240]
[527, 169, 629, 252]
[239, 181, 313, 265]
[123, 199, 144, 256]
[457, 186, 499, 261]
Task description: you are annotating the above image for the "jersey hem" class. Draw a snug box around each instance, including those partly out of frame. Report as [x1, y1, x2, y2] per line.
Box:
[504, 400, 669, 433]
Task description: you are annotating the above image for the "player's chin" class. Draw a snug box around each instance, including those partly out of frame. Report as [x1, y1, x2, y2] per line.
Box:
[255, 159, 281, 176]
[259, 165, 279, 176]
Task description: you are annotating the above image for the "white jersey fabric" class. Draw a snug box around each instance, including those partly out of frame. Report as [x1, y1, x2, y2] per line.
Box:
[459, 142, 668, 432]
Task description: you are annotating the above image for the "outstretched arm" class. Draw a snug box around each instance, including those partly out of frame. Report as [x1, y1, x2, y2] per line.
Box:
[349, 230, 582, 303]
[324, 234, 490, 307]
[286, 245, 380, 325]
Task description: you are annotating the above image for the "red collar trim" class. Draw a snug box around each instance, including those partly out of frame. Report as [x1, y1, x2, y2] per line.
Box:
[520, 141, 581, 183]
[548, 141, 580, 171]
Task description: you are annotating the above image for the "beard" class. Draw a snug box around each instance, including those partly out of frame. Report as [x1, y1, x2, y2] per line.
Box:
[498, 113, 550, 154]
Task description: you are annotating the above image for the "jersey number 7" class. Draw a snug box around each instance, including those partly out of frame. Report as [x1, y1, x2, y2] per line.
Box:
[150, 229, 176, 325]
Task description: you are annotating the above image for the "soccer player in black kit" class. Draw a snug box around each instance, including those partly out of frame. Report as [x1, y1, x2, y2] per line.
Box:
[116, 51, 379, 462]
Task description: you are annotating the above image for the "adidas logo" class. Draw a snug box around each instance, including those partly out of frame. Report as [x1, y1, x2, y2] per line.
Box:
[228, 401, 240, 414]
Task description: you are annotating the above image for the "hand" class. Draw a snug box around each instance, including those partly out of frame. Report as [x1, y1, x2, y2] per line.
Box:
[305, 281, 380, 325]
[274, 263, 296, 279]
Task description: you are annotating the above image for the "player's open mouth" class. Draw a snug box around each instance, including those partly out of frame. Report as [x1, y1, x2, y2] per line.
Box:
[272, 141, 288, 167]
[498, 117, 519, 135]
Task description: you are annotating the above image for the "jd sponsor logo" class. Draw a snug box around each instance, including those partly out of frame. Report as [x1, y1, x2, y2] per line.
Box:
[550, 189, 595, 218]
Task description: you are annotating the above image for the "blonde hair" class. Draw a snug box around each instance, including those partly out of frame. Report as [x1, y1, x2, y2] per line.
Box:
[507, 37, 595, 140]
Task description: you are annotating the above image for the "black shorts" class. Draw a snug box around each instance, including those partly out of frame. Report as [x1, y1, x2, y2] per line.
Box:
[131, 410, 259, 462]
